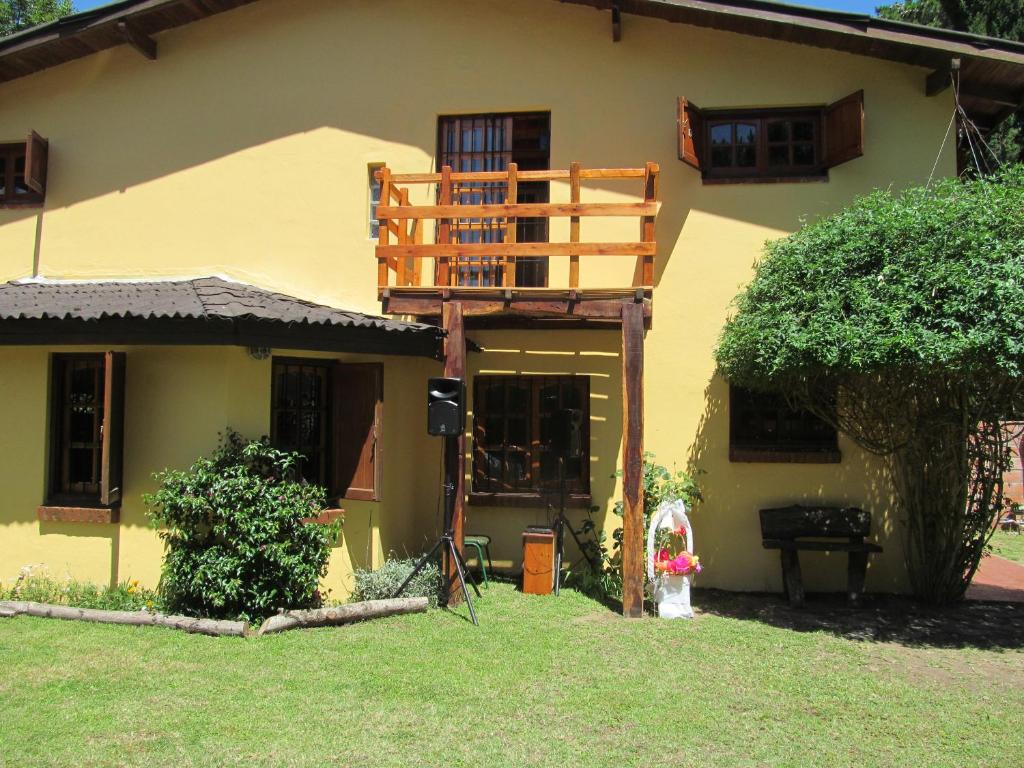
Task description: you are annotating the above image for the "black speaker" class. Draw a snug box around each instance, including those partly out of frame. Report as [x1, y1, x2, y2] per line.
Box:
[549, 407, 583, 458]
[427, 377, 466, 436]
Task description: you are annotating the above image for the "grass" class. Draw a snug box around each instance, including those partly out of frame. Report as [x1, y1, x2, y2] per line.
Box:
[0, 584, 1021, 768]
[992, 529, 1024, 564]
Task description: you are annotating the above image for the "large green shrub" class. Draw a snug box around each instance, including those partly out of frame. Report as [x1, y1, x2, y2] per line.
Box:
[145, 431, 339, 622]
[716, 168, 1024, 603]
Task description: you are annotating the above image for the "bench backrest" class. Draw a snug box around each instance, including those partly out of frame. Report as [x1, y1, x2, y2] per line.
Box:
[759, 505, 871, 540]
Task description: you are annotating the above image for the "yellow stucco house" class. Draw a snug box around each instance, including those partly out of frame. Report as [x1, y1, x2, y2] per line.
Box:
[1, 0, 1022, 614]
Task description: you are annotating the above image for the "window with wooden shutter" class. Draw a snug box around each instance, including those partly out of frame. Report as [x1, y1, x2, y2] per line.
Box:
[331, 362, 382, 501]
[47, 352, 127, 507]
[271, 358, 331, 487]
[824, 90, 864, 169]
[0, 131, 47, 206]
[677, 97, 703, 170]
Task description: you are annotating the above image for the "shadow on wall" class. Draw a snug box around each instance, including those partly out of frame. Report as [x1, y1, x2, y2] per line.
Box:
[686, 373, 904, 594]
[36, 520, 121, 586]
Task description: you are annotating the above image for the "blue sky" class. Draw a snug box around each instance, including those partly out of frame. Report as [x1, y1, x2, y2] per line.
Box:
[73, 0, 884, 15]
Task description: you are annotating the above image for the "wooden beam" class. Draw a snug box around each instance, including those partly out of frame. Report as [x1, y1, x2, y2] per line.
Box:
[569, 161, 581, 288]
[375, 201, 660, 220]
[504, 162, 518, 288]
[621, 301, 645, 618]
[925, 57, 959, 97]
[442, 302, 467, 605]
[387, 168, 646, 184]
[381, 294, 652, 321]
[116, 20, 156, 60]
[377, 242, 656, 259]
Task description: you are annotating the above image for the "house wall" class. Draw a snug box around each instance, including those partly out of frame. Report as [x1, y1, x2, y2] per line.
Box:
[0, 345, 442, 598]
[0, 0, 957, 593]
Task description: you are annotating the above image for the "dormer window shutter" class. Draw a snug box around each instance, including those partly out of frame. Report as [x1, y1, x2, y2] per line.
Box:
[677, 97, 704, 170]
[824, 90, 864, 169]
[24, 130, 48, 195]
[100, 351, 127, 507]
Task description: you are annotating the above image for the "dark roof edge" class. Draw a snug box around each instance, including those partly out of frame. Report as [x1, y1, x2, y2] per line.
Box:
[2, 0, 1023, 63]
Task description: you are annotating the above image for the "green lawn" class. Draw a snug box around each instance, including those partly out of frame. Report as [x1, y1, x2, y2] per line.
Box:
[993, 529, 1024, 564]
[1, 584, 1021, 767]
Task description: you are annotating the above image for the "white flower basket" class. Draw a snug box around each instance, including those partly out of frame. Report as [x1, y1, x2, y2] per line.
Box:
[646, 498, 695, 619]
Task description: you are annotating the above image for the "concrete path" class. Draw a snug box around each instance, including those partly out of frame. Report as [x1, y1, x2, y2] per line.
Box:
[967, 554, 1024, 602]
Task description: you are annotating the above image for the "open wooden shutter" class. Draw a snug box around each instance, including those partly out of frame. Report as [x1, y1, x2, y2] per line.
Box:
[677, 97, 703, 170]
[100, 351, 126, 506]
[24, 130, 48, 195]
[332, 363, 382, 501]
[824, 90, 864, 169]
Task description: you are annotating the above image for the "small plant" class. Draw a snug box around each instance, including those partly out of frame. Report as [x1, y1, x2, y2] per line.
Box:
[1, 565, 161, 612]
[352, 556, 443, 607]
[144, 430, 340, 622]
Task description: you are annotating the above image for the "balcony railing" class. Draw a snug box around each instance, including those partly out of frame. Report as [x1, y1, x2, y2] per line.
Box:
[374, 162, 660, 300]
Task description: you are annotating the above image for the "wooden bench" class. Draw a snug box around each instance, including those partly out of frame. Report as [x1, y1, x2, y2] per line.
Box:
[759, 505, 883, 608]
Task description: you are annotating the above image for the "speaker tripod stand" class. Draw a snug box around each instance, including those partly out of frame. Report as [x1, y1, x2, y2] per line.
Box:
[393, 434, 481, 625]
[547, 456, 600, 596]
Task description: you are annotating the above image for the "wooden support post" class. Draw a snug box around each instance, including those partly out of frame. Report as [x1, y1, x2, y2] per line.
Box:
[847, 549, 868, 607]
[117, 20, 157, 60]
[569, 161, 580, 288]
[399, 188, 413, 286]
[780, 549, 805, 608]
[443, 301, 466, 605]
[504, 163, 518, 288]
[638, 162, 658, 288]
[621, 300, 645, 618]
[611, 3, 622, 42]
[377, 167, 391, 289]
[926, 57, 960, 97]
[437, 166, 453, 287]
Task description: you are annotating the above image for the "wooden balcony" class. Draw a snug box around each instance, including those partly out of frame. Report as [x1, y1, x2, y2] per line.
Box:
[375, 162, 659, 326]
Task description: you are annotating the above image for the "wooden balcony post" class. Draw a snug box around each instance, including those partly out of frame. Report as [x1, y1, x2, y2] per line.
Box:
[504, 162, 518, 288]
[442, 301, 466, 604]
[638, 162, 658, 287]
[377, 166, 391, 289]
[437, 166, 453, 287]
[621, 300, 645, 618]
[399, 187, 413, 286]
[569, 161, 581, 288]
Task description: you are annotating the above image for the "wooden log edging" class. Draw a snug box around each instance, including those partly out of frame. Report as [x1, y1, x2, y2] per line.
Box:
[0, 601, 249, 637]
[257, 597, 429, 636]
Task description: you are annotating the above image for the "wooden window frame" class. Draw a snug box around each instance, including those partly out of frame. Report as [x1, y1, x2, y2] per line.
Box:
[270, 358, 383, 503]
[703, 108, 826, 183]
[435, 112, 551, 288]
[470, 374, 591, 508]
[270, 357, 332, 489]
[0, 136, 46, 208]
[729, 385, 840, 464]
[46, 352, 125, 510]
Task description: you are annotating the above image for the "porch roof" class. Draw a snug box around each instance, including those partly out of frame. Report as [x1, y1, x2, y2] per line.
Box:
[0, 277, 443, 358]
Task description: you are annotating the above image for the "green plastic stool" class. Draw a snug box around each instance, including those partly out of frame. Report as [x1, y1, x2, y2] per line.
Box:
[463, 534, 493, 587]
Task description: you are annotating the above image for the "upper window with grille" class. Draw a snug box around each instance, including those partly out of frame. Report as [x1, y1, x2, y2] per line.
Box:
[0, 131, 48, 207]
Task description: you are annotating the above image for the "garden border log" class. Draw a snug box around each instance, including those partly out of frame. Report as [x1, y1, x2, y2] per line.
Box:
[0, 601, 249, 637]
[257, 597, 429, 635]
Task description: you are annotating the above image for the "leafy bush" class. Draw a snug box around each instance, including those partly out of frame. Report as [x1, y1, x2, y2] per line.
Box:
[144, 430, 339, 622]
[1, 565, 160, 612]
[716, 168, 1024, 603]
[568, 453, 702, 604]
[352, 556, 443, 607]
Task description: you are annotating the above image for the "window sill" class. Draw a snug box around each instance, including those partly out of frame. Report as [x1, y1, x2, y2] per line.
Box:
[703, 175, 827, 186]
[468, 492, 592, 509]
[37, 505, 119, 524]
[730, 448, 841, 464]
[301, 508, 345, 525]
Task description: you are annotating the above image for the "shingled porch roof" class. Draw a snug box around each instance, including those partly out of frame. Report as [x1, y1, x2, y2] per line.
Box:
[0, 277, 444, 358]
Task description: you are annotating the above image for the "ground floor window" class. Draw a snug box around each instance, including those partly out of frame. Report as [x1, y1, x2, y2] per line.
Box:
[270, 358, 382, 501]
[48, 351, 126, 507]
[729, 385, 839, 463]
[472, 375, 589, 503]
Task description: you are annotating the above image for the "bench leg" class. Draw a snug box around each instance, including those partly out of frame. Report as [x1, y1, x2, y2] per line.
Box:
[847, 550, 868, 607]
[780, 549, 805, 608]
